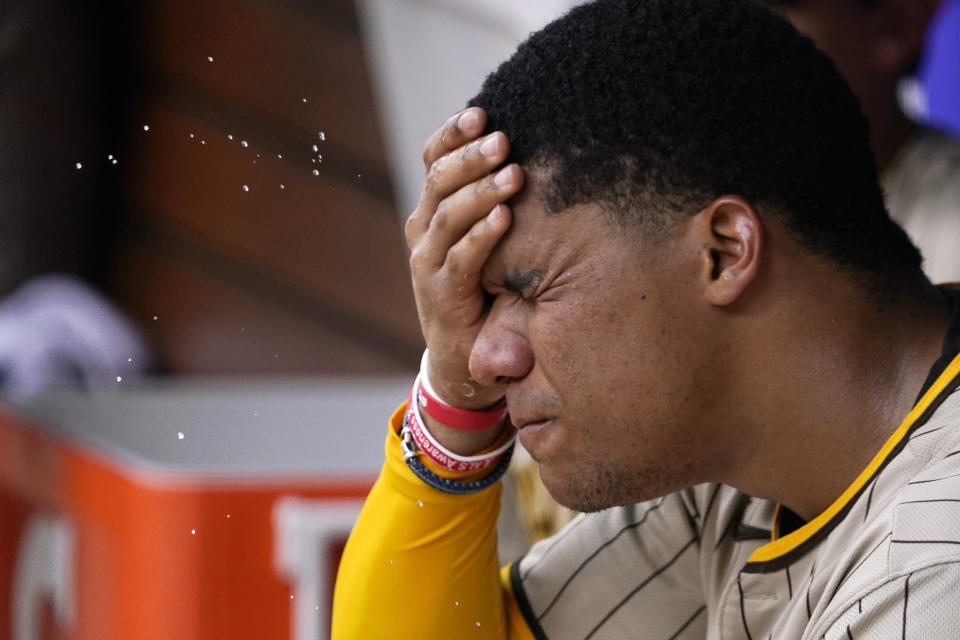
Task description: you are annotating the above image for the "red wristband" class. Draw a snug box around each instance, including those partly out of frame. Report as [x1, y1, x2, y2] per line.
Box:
[415, 377, 507, 431]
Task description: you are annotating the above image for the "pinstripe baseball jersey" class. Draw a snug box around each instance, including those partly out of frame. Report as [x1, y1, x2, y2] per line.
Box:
[511, 304, 960, 639]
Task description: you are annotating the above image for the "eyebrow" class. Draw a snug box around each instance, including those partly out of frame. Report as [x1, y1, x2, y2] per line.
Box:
[502, 269, 545, 294]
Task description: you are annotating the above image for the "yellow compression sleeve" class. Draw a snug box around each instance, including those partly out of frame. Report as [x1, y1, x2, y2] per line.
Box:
[331, 403, 535, 639]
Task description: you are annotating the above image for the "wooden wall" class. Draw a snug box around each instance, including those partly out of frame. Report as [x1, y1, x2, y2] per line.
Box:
[108, 0, 423, 375]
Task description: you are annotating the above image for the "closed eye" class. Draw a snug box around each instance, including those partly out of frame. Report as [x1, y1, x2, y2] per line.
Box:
[503, 269, 545, 297]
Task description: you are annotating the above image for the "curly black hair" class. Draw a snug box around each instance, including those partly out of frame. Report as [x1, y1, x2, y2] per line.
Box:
[467, 0, 921, 288]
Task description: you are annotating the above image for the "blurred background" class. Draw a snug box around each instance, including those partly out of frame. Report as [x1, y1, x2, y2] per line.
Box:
[0, 0, 956, 638]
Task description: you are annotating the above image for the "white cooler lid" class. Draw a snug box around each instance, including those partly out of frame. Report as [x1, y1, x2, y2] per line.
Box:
[8, 377, 410, 481]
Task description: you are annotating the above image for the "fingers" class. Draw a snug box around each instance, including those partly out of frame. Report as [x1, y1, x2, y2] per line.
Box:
[422, 107, 486, 170]
[406, 130, 512, 247]
[406, 106, 519, 292]
[445, 204, 513, 278]
[426, 131, 509, 212]
[422, 163, 523, 261]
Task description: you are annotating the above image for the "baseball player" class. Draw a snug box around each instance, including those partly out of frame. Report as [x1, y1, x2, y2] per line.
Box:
[333, 1, 960, 637]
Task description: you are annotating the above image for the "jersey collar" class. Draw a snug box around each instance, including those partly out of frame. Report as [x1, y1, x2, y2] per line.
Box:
[744, 289, 960, 573]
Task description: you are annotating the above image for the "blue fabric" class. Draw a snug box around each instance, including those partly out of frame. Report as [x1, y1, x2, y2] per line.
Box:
[919, 0, 960, 137]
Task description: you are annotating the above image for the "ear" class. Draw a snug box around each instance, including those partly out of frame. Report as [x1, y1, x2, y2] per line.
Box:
[693, 196, 763, 307]
[871, 0, 943, 72]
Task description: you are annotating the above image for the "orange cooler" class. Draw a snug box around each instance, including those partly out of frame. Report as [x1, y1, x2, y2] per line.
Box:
[0, 378, 407, 640]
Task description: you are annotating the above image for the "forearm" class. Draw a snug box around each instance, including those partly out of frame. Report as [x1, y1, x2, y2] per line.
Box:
[331, 404, 508, 639]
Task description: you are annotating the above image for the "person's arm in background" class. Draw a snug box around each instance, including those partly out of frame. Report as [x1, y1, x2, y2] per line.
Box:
[331, 108, 532, 639]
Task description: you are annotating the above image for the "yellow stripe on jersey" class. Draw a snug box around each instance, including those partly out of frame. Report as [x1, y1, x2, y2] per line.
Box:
[748, 351, 960, 565]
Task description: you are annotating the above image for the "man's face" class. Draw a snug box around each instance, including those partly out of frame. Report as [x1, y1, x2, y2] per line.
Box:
[472, 174, 734, 512]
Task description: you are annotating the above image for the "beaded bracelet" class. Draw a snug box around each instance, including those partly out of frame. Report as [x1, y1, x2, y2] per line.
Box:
[400, 412, 515, 495]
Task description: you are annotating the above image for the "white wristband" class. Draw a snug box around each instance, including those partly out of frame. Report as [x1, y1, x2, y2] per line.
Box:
[419, 349, 446, 403]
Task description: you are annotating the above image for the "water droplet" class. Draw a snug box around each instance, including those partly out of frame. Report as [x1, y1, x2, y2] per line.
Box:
[112, 159, 118, 165]
[476, 622, 481, 628]
[108, 154, 114, 160]
[314, 606, 320, 612]
[417, 499, 424, 507]
[242, 185, 250, 192]
[227, 134, 234, 141]
[454, 601, 459, 607]
[290, 594, 295, 600]
[302, 97, 308, 103]
[207, 56, 214, 63]
[312, 144, 319, 152]
[277, 154, 283, 159]
[226, 514, 231, 518]
[177, 431, 185, 440]
[143, 125, 150, 131]
[152, 315, 158, 321]
[256, 153, 260, 158]
[253, 411, 259, 417]
[127, 357, 133, 363]
[317, 154, 322, 163]
[312, 169, 319, 176]
[388, 559, 394, 565]
[115, 376, 122, 383]
[241, 140, 248, 148]
[191, 529, 196, 535]
[200, 140, 206, 145]
[357, 173, 362, 178]
[311, 158, 316, 163]
[279, 184, 285, 190]
[318, 131, 326, 141]
[75, 162, 82, 170]
[189, 133, 195, 139]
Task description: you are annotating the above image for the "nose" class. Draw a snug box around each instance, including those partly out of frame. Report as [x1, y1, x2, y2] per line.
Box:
[468, 301, 534, 387]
